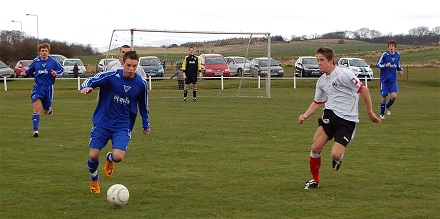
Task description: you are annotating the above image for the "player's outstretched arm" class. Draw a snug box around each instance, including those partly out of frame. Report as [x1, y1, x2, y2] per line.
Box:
[360, 86, 381, 123]
[80, 87, 93, 94]
[299, 102, 320, 124]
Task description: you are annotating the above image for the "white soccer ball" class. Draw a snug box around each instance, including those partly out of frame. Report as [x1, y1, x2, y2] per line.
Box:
[107, 184, 129, 206]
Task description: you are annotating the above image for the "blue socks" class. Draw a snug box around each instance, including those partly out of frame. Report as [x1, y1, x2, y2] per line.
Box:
[106, 152, 114, 162]
[32, 113, 40, 131]
[380, 101, 386, 115]
[88, 157, 99, 181]
[386, 98, 395, 109]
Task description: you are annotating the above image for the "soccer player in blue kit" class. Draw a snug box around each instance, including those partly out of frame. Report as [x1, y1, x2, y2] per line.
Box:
[299, 47, 381, 189]
[80, 51, 150, 194]
[376, 40, 404, 119]
[24, 43, 65, 137]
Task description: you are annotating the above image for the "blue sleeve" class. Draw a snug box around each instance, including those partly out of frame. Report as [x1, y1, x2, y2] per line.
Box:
[81, 70, 117, 89]
[396, 53, 403, 71]
[138, 80, 150, 130]
[51, 57, 64, 76]
[376, 52, 387, 69]
[25, 58, 37, 76]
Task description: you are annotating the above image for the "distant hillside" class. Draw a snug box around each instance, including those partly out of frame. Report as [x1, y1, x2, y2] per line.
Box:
[99, 39, 440, 67]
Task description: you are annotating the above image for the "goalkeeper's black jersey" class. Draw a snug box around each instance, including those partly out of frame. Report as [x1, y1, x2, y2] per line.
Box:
[182, 55, 201, 77]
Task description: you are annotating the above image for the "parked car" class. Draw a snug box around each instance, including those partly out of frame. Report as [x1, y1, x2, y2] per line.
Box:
[97, 58, 118, 73]
[62, 58, 86, 77]
[14, 60, 33, 77]
[337, 57, 374, 79]
[138, 56, 164, 78]
[51, 54, 67, 65]
[249, 57, 284, 77]
[224, 56, 251, 76]
[199, 54, 230, 77]
[294, 56, 323, 77]
[0, 61, 15, 78]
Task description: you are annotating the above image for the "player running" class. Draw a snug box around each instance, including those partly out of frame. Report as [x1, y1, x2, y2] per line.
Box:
[81, 51, 150, 194]
[24, 43, 64, 137]
[299, 47, 381, 189]
[376, 40, 404, 119]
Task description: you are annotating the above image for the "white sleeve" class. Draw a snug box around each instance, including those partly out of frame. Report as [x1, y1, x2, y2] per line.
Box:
[136, 65, 147, 80]
[313, 76, 327, 103]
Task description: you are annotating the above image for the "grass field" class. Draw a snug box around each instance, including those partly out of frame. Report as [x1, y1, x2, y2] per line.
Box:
[0, 68, 439, 218]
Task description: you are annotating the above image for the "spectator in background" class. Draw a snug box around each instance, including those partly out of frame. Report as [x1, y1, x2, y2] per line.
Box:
[24, 43, 65, 137]
[73, 63, 79, 78]
[171, 60, 185, 90]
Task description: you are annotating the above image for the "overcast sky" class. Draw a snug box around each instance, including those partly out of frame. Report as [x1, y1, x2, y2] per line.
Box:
[2, 0, 439, 52]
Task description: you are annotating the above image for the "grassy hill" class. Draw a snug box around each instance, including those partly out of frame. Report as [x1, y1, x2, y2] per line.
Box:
[79, 40, 440, 74]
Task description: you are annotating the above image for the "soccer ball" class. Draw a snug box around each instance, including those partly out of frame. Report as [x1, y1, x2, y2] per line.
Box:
[107, 184, 129, 206]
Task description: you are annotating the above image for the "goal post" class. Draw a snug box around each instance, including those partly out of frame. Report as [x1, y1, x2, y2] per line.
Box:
[105, 29, 272, 98]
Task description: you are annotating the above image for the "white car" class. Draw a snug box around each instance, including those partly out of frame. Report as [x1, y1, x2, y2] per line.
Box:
[97, 58, 117, 73]
[337, 58, 373, 79]
[224, 56, 251, 76]
[62, 58, 86, 77]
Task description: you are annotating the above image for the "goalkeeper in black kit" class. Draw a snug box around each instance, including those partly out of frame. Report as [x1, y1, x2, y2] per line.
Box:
[182, 46, 201, 102]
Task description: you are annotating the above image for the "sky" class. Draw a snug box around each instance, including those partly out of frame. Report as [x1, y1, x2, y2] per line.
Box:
[1, 0, 439, 52]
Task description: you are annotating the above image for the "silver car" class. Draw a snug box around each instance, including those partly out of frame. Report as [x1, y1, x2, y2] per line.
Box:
[96, 58, 118, 73]
[0, 61, 15, 78]
[225, 56, 251, 76]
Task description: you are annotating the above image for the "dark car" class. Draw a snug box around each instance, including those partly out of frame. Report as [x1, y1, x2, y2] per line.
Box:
[138, 56, 164, 77]
[294, 56, 322, 77]
[0, 61, 15, 78]
[249, 57, 284, 77]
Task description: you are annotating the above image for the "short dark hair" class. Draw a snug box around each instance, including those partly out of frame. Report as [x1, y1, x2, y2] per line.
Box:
[388, 40, 397, 47]
[316, 47, 335, 63]
[121, 45, 131, 50]
[123, 51, 139, 62]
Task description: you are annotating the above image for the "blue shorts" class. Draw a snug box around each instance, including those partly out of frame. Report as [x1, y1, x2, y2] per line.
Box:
[89, 126, 131, 151]
[380, 82, 398, 97]
[31, 84, 54, 110]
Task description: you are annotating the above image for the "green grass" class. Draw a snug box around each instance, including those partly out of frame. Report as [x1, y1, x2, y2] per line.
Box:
[0, 68, 439, 218]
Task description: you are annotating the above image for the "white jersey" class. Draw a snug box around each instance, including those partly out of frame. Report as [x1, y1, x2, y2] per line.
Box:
[106, 60, 147, 80]
[314, 66, 364, 122]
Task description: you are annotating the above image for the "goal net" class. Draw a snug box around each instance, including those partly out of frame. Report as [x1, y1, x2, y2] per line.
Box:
[105, 29, 272, 98]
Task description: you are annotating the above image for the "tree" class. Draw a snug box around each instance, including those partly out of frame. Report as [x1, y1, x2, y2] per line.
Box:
[408, 26, 430, 37]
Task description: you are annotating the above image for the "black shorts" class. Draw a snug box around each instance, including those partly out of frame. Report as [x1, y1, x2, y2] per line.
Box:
[318, 109, 356, 147]
[185, 75, 197, 84]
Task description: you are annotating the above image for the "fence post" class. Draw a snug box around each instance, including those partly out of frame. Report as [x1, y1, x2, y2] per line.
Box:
[293, 75, 296, 89]
[3, 77, 7, 91]
[221, 75, 224, 89]
[258, 76, 261, 89]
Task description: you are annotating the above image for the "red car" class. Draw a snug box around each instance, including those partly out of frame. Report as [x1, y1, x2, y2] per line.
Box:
[14, 60, 33, 77]
[199, 54, 230, 77]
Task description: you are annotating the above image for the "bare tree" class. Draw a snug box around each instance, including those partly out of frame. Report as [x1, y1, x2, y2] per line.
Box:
[408, 26, 431, 37]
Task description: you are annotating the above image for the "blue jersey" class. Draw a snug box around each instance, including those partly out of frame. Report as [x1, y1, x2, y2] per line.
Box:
[376, 51, 403, 83]
[25, 56, 64, 86]
[81, 70, 150, 131]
